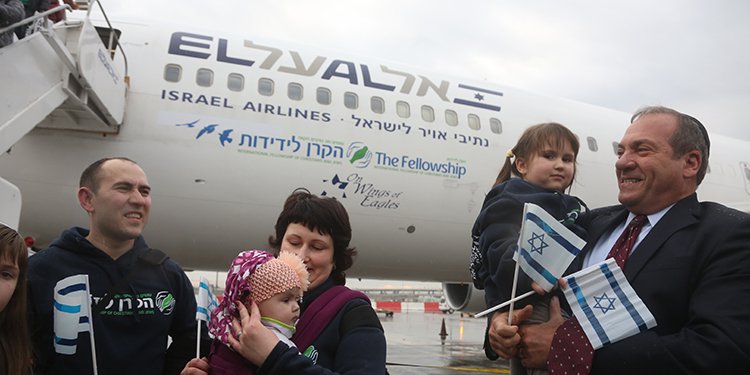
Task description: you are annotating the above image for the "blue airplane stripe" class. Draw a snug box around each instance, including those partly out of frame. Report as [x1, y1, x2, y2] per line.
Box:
[458, 83, 504, 96]
[59, 283, 87, 295]
[54, 300, 81, 314]
[600, 263, 649, 331]
[518, 248, 558, 286]
[527, 213, 581, 256]
[452, 98, 501, 112]
[569, 276, 610, 346]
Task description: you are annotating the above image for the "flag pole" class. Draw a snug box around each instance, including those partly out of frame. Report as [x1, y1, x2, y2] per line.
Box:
[196, 321, 201, 358]
[89, 313, 99, 375]
[507, 203, 530, 324]
[84, 277, 99, 375]
[474, 290, 535, 318]
[506, 261, 522, 324]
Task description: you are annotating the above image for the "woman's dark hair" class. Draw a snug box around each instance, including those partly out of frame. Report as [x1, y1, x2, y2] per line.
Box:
[0, 224, 31, 375]
[268, 189, 356, 285]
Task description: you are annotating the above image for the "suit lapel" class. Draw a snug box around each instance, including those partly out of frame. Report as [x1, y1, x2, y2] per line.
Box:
[624, 195, 700, 280]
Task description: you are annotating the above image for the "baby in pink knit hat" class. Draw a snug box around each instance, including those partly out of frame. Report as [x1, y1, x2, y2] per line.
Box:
[208, 250, 309, 374]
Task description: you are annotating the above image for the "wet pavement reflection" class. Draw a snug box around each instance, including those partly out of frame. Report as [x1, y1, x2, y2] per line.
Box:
[381, 311, 510, 374]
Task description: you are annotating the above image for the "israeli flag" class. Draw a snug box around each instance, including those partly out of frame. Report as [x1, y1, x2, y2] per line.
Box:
[196, 277, 218, 322]
[563, 258, 657, 350]
[451, 83, 503, 112]
[53, 274, 92, 355]
[513, 203, 586, 291]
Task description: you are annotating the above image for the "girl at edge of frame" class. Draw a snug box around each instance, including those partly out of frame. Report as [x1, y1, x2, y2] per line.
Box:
[470, 122, 589, 375]
[0, 224, 32, 375]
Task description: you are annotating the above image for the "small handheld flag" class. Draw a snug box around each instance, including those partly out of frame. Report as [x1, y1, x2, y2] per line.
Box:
[512, 203, 586, 291]
[504, 203, 586, 323]
[196, 277, 218, 322]
[53, 274, 92, 355]
[562, 258, 657, 350]
[53, 274, 98, 374]
[196, 276, 218, 357]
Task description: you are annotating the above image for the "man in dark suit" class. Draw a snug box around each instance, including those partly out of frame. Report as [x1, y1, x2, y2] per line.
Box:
[487, 106, 750, 374]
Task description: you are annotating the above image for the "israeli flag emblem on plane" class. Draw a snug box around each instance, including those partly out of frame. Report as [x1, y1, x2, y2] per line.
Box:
[513, 203, 586, 291]
[563, 258, 657, 350]
[53, 274, 93, 355]
[196, 276, 218, 322]
[452, 83, 503, 112]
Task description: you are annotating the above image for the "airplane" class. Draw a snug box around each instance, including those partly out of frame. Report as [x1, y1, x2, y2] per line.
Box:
[1, 4, 749, 313]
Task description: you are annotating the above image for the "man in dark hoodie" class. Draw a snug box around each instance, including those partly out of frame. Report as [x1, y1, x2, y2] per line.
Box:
[28, 157, 208, 375]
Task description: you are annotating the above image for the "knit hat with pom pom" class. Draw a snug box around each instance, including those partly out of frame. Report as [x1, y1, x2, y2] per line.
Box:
[250, 251, 310, 303]
[209, 249, 309, 346]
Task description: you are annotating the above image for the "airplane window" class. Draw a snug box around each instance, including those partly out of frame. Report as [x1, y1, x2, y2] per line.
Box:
[288, 83, 303, 101]
[317, 87, 331, 105]
[196, 68, 213, 87]
[468, 114, 480, 130]
[344, 92, 358, 109]
[611, 141, 619, 156]
[490, 118, 502, 134]
[164, 64, 181, 82]
[397, 101, 410, 118]
[445, 110, 458, 126]
[228, 73, 244, 92]
[258, 78, 274, 96]
[421, 105, 435, 123]
[371, 96, 385, 114]
[587, 137, 598, 152]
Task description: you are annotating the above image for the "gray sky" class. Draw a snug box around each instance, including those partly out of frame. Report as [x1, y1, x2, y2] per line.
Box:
[105, 0, 750, 140]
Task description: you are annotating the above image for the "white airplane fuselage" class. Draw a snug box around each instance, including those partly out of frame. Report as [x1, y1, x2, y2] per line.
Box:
[2, 18, 749, 310]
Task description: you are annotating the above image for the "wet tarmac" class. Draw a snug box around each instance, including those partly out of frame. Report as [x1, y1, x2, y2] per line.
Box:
[381, 311, 510, 374]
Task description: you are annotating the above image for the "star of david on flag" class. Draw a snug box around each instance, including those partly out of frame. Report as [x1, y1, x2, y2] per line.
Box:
[563, 258, 657, 350]
[512, 203, 586, 291]
[451, 83, 503, 112]
[53, 274, 94, 355]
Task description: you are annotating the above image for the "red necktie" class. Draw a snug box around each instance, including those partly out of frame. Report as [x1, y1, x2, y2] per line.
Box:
[606, 215, 648, 268]
[548, 215, 647, 374]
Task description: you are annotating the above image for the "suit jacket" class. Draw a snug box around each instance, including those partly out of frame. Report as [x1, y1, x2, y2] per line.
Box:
[568, 194, 750, 374]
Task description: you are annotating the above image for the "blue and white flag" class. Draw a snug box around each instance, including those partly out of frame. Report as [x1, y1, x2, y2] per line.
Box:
[196, 276, 218, 322]
[53, 274, 93, 355]
[513, 203, 586, 291]
[563, 258, 657, 350]
[451, 83, 503, 112]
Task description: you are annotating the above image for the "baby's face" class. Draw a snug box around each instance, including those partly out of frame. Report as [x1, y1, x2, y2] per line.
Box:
[256, 287, 302, 326]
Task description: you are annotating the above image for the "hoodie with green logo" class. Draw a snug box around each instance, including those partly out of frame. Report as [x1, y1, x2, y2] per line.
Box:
[28, 227, 204, 375]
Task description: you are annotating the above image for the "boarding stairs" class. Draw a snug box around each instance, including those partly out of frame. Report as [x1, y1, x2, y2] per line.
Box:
[0, 1, 127, 228]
